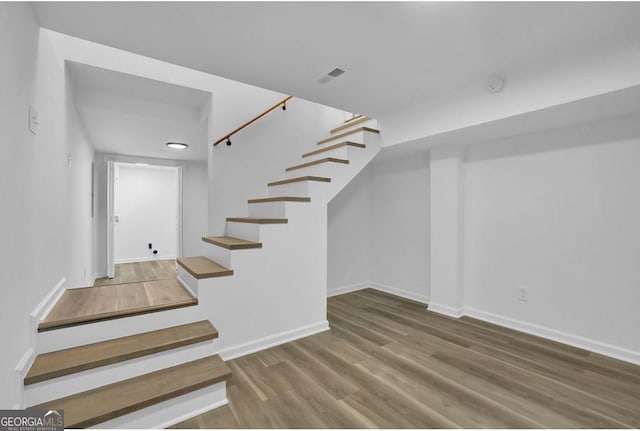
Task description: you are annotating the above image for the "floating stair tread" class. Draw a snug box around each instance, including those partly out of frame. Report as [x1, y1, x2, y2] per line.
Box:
[286, 158, 349, 172]
[25, 321, 218, 385]
[248, 196, 311, 203]
[302, 141, 365, 158]
[226, 217, 288, 224]
[29, 355, 232, 429]
[38, 279, 197, 332]
[177, 256, 233, 279]
[330, 116, 370, 134]
[268, 176, 331, 186]
[202, 236, 263, 250]
[317, 126, 380, 146]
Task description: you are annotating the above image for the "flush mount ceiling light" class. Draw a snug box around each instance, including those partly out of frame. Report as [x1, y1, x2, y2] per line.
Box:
[166, 142, 188, 150]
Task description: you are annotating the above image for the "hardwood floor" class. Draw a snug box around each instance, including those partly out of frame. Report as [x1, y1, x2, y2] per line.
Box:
[93, 259, 176, 286]
[39, 279, 196, 331]
[173, 289, 640, 429]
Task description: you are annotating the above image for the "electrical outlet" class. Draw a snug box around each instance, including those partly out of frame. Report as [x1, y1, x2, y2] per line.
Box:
[517, 286, 528, 302]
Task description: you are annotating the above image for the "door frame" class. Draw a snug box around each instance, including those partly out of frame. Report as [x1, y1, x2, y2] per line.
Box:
[106, 156, 184, 278]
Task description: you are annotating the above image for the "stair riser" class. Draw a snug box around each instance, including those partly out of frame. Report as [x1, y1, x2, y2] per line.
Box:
[330, 118, 376, 136]
[177, 266, 198, 296]
[36, 306, 206, 353]
[303, 145, 350, 160]
[318, 130, 366, 146]
[248, 201, 287, 218]
[24, 341, 217, 406]
[267, 181, 309, 197]
[92, 382, 227, 429]
[285, 161, 348, 179]
[226, 221, 261, 242]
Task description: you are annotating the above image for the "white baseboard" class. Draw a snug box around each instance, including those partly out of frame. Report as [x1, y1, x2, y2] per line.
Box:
[369, 282, 430, 304]
[218, 320, 330, 361]
[427, 302, 465, 318]
[464, 307, 640, 366]
[327, 282, 368, 297]
[114, 255, 176, 264]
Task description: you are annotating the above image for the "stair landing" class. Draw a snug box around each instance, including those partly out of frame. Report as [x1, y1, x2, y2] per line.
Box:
[39, 279, 197, 331]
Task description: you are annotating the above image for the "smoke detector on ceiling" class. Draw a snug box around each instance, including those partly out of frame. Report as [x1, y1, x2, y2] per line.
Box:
[485, 76, 505, 94]
[317, 67, 347, 85]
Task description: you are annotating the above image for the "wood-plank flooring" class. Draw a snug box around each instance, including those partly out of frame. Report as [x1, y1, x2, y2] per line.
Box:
[39, 279, 195, 331]
[173, 289, 640, 429]
[93, 259, 176, 286]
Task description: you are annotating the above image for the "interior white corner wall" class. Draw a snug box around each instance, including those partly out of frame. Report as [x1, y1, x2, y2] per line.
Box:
[463, 113, 640, 362]
[0, 2, 39, 409]
[64, 67, 96, 288]
[369, 151, 431, 303]
[182, 161, 209, 257]
[208, 97, 346, 235]
[327, 167, 371, 295]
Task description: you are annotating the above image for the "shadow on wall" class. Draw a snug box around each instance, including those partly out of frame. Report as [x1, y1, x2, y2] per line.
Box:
[465, 112, 640, 163]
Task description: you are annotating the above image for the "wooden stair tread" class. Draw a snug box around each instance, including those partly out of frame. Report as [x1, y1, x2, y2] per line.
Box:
[38, 279, 197, 332]
[30, 355, 232, 429]
[177, 256, 233, 279]
[331, 116, 370, 134]
[202, 236, 263, 250]
[286, 157, 349, 172]
[302, 141, 365, 158]
[268, 176, 331, 186]
[248, 196, 311, 203]
[226, 217, 288, 224]
[25, 321, 218, 385]
[317, 126, 380, 146]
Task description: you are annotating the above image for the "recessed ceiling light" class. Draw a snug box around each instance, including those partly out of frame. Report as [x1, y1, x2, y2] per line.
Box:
[166, 142, 188, 150]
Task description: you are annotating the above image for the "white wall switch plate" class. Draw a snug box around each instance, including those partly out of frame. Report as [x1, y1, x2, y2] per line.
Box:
[517, 286, 529, 302]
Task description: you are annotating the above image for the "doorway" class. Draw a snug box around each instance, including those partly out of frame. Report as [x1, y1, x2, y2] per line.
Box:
[106, 161, 183, 278]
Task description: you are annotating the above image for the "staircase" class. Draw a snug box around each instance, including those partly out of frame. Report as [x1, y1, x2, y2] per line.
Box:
[22, 115, 380, 428]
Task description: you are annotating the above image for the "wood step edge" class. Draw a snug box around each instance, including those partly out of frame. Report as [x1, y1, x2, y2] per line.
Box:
[202, 236, 263, 250]
[317, 126, 380, 145]
[248, 196, 311, 203]
[177, 256, 233, 279]
[302, 141, 365, 158]
[268, 176, 331, 187]
[226, 217, 288, 224]
[37, 298, 198, 332]
[285, 158, 349, 172]
[29, 355, 232, 429]
[331, 116, 370, 134]
[25, 321, 218, 385]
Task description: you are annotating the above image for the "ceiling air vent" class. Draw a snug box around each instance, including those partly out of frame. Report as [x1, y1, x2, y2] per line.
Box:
[317, 67, 346, 84]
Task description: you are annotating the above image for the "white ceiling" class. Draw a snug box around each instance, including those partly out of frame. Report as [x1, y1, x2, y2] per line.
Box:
[67, 62, 211, 161]
[35, 2, 640, 118]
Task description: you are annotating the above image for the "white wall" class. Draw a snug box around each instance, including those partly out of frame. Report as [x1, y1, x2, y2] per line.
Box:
[0, 2, 39, 409]
[327, 167, 371, 294]
[463, 113, 640, 358]
[114, 164, 178, 263]
[0, 5, 97, 407]
[182, 161, 208, 257]
[327, 150, 431, 303]
[65, 71, 96, 288]
[369, 152, 430, 302]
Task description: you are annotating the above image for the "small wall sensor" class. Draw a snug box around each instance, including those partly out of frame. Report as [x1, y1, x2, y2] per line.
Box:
[485, 76, 505, 94]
